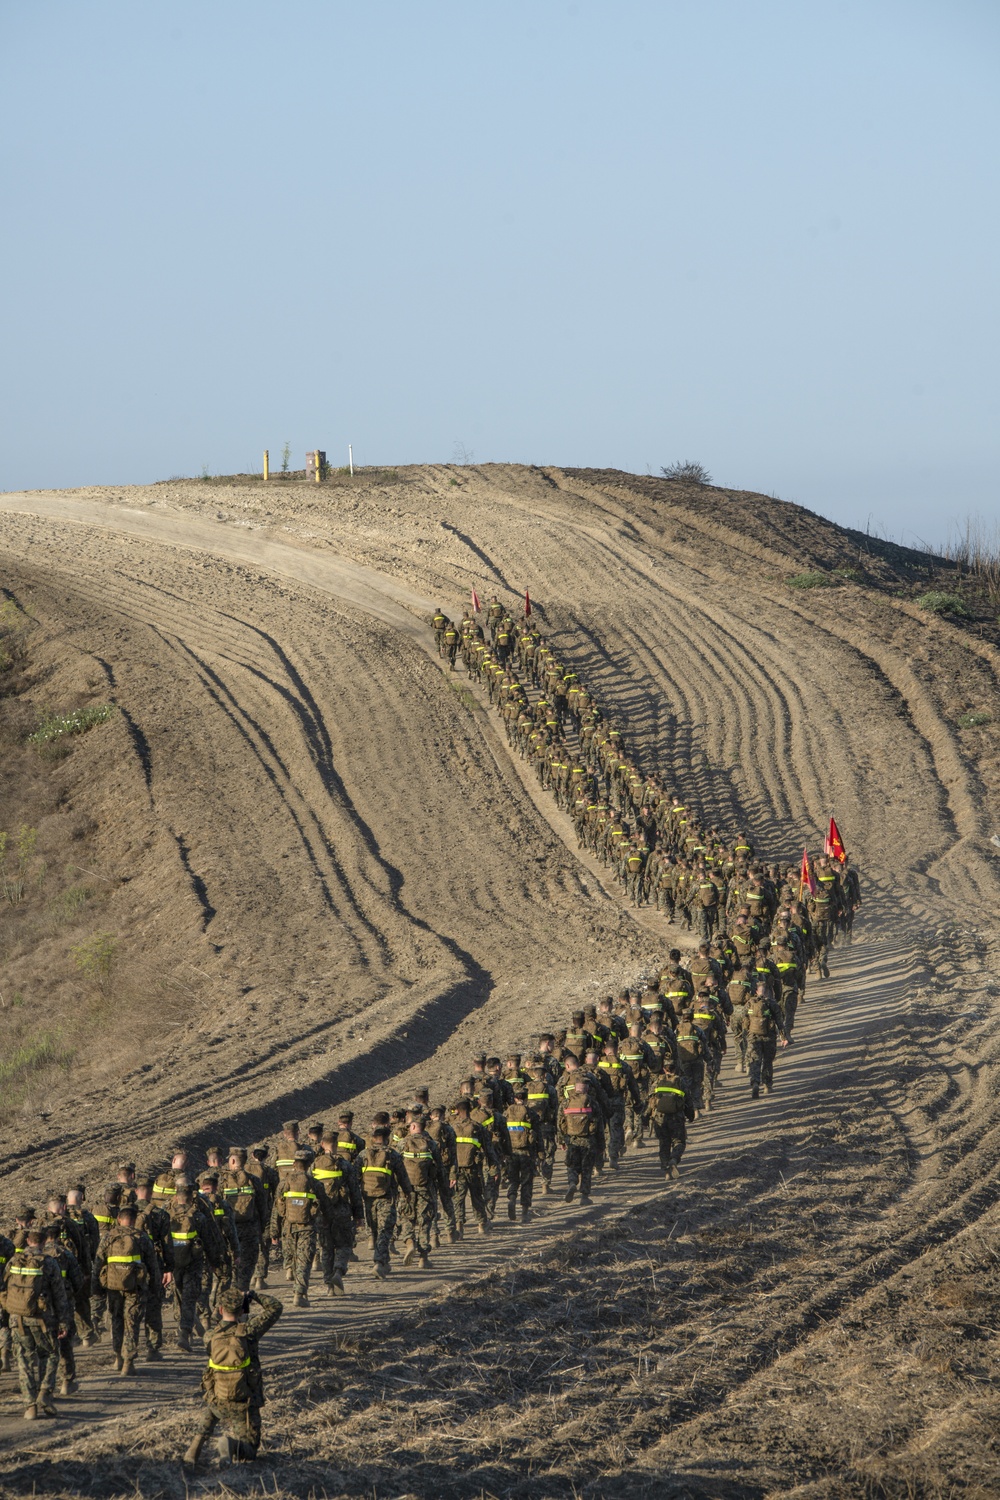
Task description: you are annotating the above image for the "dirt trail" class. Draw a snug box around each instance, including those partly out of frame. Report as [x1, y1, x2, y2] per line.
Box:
[1, 471, 998, 1493]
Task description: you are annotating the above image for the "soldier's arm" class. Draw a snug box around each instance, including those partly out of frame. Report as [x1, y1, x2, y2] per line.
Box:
[346, 1163, 364, 1220]
[391, 1153, 413, 1197]
[268, 1198, 283, 1243]
[141, 1235, 162, 1290]
[46, 1258, 72, 1328]
[245, 1290, 283, 1337]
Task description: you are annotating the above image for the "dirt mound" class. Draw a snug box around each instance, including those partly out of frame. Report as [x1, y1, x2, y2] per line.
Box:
[1, 465, 998, 1495]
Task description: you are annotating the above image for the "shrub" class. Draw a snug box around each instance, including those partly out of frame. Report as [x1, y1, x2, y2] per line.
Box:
[28, 703, 116, 749]
[788, 572, 836, 589]
[72, 931, 118, 1002]
[916, 591, 969, 617]
[958, 711, 992, 729]
[661, 461, 712, 484]
[0, 825, 38, 905]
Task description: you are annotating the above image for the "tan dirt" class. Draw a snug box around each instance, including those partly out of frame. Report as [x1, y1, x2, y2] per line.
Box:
[0, 466, 997, 1497]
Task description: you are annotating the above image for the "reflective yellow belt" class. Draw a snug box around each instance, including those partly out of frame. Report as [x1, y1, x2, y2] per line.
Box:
[209, 1356, 250, 1372]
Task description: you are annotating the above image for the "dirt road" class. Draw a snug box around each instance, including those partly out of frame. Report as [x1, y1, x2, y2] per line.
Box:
[0, 469, 997, 1495]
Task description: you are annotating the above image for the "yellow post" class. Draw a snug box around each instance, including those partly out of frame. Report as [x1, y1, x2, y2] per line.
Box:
[263, 449, 269, 481]
[315, 449, 321, 484]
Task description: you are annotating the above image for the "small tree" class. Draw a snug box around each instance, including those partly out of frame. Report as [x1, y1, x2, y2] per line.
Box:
[281, 441, 291, 474]
[661, 461, 712, 484]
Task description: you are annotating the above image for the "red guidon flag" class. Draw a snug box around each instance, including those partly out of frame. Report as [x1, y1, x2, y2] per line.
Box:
[471, 587, 481, 615]
[799, 848, 817, 897]
[825, 816, 846, 863]
[524, 589, 532, 617]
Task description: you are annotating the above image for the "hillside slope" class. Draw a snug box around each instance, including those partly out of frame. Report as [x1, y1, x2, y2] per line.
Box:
[0, 466, 998, 1496]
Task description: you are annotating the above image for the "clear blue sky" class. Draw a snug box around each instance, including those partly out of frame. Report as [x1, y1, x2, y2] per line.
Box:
[2, 1, 997, 546]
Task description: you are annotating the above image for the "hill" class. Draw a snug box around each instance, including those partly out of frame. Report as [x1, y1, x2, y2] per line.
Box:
[0, 465, 998, 1496]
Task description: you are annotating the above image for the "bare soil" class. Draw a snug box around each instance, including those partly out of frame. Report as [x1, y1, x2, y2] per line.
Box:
[0, 466, 998, 1498]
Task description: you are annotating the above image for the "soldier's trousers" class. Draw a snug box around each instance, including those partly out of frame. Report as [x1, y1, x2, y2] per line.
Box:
[730, 1020, 748, 1071]
[680, 1059, 705, 1111]
[812, 923, 832, 973]
[320, 1205, 355, 1282]
[607, 1098, 627, 1164]
[650, 1114, 686, 1172]
[538, 1126, 557, 1186]
[173, 1261, 203, 1342]
[695, 905, 717, 941]
[12, 1317, 59, 1403]
[749, 1038, 777, 1092]
[108, 1289, 145, 1358]
[484, 1163, 502, 1218]
[57, 1325, 76, 1381]
[234, 1224, 261, 1291]
[506, 1154, 535, 1212]
[625, 1091, 646, 1143]
[453, 1168, 488, 1229]
[401, 1187, 436, 1256]
[281, 1225, 316, 1294]
[434, 1183, 458, 1238]
[564, 1141, 595, 1196]
[253, 1234, 272, 1286]
[144, 1280, 164, 1351]
[195, 1397, 262, 1459]
[364, 1197, 397, 1266]
[780, 988, 799, 1036]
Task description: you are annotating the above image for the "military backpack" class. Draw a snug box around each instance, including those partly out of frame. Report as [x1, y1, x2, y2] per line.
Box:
[205, 1322, 253, 1403]
[2, 1252, 48, 1317]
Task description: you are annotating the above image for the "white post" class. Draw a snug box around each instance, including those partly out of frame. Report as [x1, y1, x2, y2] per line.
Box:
[348, 444, 354, 477]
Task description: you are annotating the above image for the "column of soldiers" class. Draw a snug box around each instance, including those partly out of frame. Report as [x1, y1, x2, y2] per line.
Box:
[0, 603, 862, 1427]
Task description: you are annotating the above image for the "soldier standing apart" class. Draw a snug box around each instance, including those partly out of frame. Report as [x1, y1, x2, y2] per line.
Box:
[94, 1201, 160, 1378]
[1, 1224, 70, 1420]
[557, 1077, 599, 1204]
[183, 1288, 283, 1467]
[268, 1149, 318, 1307]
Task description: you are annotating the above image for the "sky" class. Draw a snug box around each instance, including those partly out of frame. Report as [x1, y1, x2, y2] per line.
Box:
[1, 0, 997, 547]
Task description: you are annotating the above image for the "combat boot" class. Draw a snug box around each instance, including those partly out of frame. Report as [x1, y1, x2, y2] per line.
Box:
[292, 1290, 308, 1308]
[23, 1404, 37, 1421]
[447, 1228, 459, 1243]
[38, 1393, 57, 1417]
[432, 1229, 441, 1249]
[146, 1346, 164, 1361]
[182, 1434, 206, 1467]
[177, 1334, 192, 1353]
[418, 1255, 431, 1270]
[373, 1262, 389, 1280]
[477, 1221, 490, 1235]
[507, 1204, 517, 1221]
[121, 1356, 136, 1378]
[542, 1180, 553, 1194]
[285, 1264, 294, 1282]
[59, 1375, 78, 1396]
[580, 1194, 592, 1205]
[564, 1187, 576, 1203]
[1, 1347, 11, 1372]
[329, 1272, 345, 1296]
[401, 1240, 417, 1267]
[521, 1208, 533, 1223]
[113, 1352, 124, 1372]
[217, 1435, 238, 1464]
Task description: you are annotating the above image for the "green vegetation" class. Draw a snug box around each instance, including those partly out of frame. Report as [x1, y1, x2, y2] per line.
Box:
[28, 702, 116, 750]
[834, 567, 865, 584]
[788, 571, 837, 589]
[0, 825, 39, 905]
[71, 930, 119, 1002]
[915, 591, 969, 617]
[449, 681, 478, 712]
[281, 440, 291, 474]
[0, 1030, 74, 1114]
[958, 711, 992, 729]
